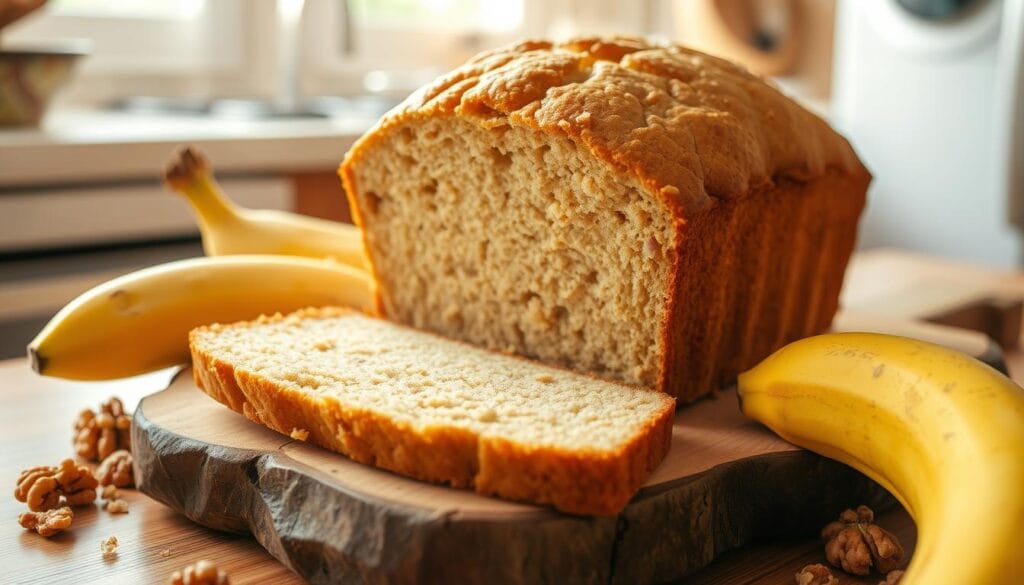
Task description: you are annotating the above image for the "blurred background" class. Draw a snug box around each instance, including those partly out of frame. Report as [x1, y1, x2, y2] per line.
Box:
[0, 0, 1022, 358]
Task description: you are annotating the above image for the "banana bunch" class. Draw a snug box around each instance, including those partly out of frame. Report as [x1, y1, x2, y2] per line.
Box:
[30, 146, 375, 380]
[29, 256, 373, 380]
[739, 332, 1024, 585]
[164, 146, 368, 268]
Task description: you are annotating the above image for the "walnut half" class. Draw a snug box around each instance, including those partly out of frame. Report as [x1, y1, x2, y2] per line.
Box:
[795, 563, 837, 585]
[15, 459, 97, 511]
[19, 506, 73, 537]
[97, 450, 134, 488]
[822, 505, 904, 576]
[74, 397, 132, 462]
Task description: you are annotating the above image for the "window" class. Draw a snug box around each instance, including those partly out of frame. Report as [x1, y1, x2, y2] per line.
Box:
[2, 0, 654, 106]
[3, 0, 260, 104]
[301, 0, 535, 98]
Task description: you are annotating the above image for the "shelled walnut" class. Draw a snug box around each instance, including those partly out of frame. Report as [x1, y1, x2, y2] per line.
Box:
[795, 563, 838, 585]
[74, 397, 132, 462]
[822, 505, 904, 576]
[15, 459, 98, 511]
[19, 506, 73, 537]
[97, 450, 134, 487]
[169, 560, 230, 585]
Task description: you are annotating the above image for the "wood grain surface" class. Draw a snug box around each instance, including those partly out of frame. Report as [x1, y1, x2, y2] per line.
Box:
[1, 249, 1021, 584]
[0, 362, 300, 585]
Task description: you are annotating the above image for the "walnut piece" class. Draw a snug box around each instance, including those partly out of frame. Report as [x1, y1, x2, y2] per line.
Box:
[169, 560, 231, 585]
[97, 449, 134, 487]
[101, 484, 120, 500]
[880, 569, 905, 585]
[15, 459, 98, 511]
[106, 498, 129, 514]
[101, 535, 119, 556]
[74, 397, 132, 462]
[822, 505, 904, 576]
[14, 466, 61, 511]
[795, 563, 838, 585]
[19, 506, 73, 537]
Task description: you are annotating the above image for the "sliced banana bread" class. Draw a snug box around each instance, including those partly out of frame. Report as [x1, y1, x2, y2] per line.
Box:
[189, 308, 675, 515]
[340, 36, 869, 402]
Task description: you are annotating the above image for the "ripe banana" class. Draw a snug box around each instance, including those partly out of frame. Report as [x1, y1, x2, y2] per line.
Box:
[29, 255, 374, 381]
[738, 333, 1024, 585]
[165, 146, 368, 269]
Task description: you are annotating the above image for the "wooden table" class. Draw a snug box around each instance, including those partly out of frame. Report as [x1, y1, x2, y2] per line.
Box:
[2, 248, 1021, 585]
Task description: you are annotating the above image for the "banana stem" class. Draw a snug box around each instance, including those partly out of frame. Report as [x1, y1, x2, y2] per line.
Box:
[165, 146, 240, 224]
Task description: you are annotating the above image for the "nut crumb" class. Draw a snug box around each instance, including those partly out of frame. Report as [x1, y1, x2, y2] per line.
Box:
[101, 484, 121, 500]
[19, 506, 73, 537]
[160, 548, 172, 558]
[97, 450, 134, 487]
[290, 428, 309, 441]
[795, 563, 837, 585]
[169, 559, 230, 585]
[106, 499, 129, 514]
[101, 535, 119, 556]
[535, 373, 555, 383]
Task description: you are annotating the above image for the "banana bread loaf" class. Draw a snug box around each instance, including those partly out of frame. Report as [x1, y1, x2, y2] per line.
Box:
[340, 36, 869, 401]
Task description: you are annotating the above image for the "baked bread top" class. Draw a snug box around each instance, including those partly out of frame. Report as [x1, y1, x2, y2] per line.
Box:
[345, 35, 867, 216]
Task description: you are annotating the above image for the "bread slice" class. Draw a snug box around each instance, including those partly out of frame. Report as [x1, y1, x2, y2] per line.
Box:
[340, 36, 869, 402]
[189, 308, 675, 515]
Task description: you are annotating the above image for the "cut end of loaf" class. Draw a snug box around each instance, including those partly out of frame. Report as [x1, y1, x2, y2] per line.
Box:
[344, 117, 675, 390]
[189, 308, 675, 515]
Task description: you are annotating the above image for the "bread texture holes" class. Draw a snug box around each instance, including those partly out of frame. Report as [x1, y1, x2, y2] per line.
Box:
[488, 147, 513, 169]
[364, 191, 382, 215]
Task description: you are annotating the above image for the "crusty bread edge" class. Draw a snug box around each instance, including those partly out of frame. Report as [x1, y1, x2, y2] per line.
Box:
[189, 308, 675, 516]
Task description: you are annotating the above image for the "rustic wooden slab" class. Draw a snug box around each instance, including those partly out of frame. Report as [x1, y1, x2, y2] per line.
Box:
[133, 370, 892, 585]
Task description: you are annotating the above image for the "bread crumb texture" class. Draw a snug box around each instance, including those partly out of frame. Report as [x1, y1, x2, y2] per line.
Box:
[190, 308, 674, 514]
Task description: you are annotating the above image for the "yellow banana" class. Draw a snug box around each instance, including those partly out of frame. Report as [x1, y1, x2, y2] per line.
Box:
[165, 146, 368, 269]
[29, 255, 374, 381]
[738, 333, 1024, 585]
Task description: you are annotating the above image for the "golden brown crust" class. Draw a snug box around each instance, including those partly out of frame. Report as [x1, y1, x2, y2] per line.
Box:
[189, 309, 675, 516]
[341, 36, 866, 217]
[661, 169, 868, 401]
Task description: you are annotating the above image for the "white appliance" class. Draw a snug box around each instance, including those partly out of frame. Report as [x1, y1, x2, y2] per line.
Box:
[831, 0, 1024, 267]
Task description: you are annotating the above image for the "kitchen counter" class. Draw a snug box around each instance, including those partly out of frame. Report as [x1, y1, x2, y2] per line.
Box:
[1, 249, 1021, 584]
[0, 107, 381, 187]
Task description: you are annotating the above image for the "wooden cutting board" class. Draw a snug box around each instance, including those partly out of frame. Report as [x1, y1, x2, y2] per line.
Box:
[134, 372, 889, 585]
[132, 316, 1003, 585]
